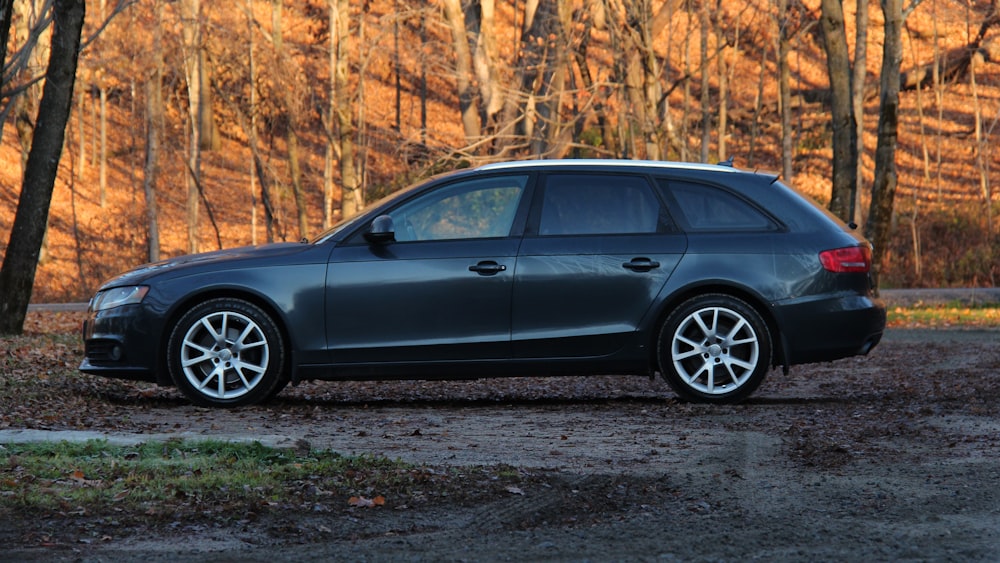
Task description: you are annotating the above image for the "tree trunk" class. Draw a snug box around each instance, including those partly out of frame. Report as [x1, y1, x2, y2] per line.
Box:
[615, 0, 665, 160]
[0, 0, 85, 335]
[969, 43, 993, 248]
[572, 1, 614, 158]
[699, 0, 710, 162]
[777, 0, 793, 182]
[467, 0, 503, 133]
[521, 0, 560, 156]
[271, 0, 308, 240]
[749, 33, 768, 167]
[864, 0, 904, 292]
[333, 0, 361, 218]
[851, 0, 869, 226]
[12, 0, 51, 174]
[443, 0, 482, 146]
[142, 0, 164, 263]
[99, 84, 107, 207]
[181, 0, 202, 254]
[820, 0, 857, 222]
[714, 0, 729, 163]
[76, 80, 85, 178]
[287, 128, 308, 239]
[198, 48, 220, 151]
[681, 0, 692, 161]
[247, 0, 258, 242]
[533, 0, 570, 157]
[0, 1, 12, 113]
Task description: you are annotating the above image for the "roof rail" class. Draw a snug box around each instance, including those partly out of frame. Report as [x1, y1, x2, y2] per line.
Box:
[475, 159, 739, 173]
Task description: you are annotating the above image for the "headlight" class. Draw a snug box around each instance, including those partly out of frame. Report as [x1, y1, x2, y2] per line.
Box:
[90, 286, 149, 312]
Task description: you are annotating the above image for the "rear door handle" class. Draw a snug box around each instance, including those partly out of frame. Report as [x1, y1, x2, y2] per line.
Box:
[622, 258, 660, 272]
[469, 261, 507, 276]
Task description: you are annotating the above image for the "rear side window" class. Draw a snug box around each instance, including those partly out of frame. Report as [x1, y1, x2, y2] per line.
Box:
[539, 174, 665, 236]
[659, 180, 777, 232]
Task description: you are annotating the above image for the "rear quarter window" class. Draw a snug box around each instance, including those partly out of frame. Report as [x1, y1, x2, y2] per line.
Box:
[658, 179, 778, 232]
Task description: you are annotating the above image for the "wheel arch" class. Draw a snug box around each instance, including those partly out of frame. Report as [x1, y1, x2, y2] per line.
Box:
[646, 282, 786, 372]
[157, 288, 295, 386]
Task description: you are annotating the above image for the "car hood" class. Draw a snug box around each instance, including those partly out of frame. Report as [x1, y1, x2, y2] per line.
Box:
[98, 243, 312, 289]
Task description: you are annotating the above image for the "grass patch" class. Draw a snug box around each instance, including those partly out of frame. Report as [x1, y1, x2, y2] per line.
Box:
[887, 304, 1000, 328]
[1, 439, 528, 520]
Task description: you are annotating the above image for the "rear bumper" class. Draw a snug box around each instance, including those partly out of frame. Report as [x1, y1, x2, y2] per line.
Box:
[773, 292, 887, 365]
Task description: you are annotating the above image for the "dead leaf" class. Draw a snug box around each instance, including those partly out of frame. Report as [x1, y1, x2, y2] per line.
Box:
[506, 486, 525, 495]
[348, 495, 386, 508]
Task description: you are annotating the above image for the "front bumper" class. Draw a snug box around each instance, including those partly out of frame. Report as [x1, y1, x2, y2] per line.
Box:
[79, 303, 166, 384]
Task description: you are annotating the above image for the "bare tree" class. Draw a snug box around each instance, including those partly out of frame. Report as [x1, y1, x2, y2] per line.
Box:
[12, 0, 52, 175]
[714, 0, 728, 162]
[699, 0, 710, 161]
[865, 0, 923, 290]
[270, 0, 309, 240]
[608, 0, 675, 160]
[820, 0, 857, 222]
[332, 0, 361, 218]
[776, 0, 793, 181]
[0, 0, 85, 335]
[180, 0, 203, 254]
[851, 0, 869, 225]
[141, 0, 164, 263]
[442, 0, 482, 146]
[0, 1, 12, 108]
[467, 0, 504, 134]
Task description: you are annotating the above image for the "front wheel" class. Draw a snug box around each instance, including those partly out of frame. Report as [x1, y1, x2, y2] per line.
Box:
[658, 294, 771, 404]
[167, 298, 287, 408]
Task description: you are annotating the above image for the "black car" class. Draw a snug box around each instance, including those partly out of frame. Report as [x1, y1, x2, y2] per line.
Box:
[80, 159, 886, 407]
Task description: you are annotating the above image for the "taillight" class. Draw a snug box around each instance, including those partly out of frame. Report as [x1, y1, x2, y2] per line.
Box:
[819, 245, 871, 273]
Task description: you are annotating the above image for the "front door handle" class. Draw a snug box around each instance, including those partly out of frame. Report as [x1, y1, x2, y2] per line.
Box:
[469, 261, 507, 276]
[622, 258, 661, 272]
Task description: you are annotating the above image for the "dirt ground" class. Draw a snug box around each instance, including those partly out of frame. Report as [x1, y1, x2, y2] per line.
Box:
[5, 327, 1000, 562]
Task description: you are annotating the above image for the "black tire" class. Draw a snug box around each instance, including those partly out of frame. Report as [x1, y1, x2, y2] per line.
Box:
[657, 294, 771, 404]
[167, 298, 287, 408]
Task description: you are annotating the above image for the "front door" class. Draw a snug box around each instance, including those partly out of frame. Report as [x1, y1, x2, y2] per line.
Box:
[326, 175, 530, 364]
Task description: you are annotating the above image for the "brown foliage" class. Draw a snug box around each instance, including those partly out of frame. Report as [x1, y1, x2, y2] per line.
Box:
[0, 0, 998, 302]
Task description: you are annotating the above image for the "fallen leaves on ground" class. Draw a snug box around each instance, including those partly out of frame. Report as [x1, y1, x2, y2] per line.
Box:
[348, 495, 386, 508]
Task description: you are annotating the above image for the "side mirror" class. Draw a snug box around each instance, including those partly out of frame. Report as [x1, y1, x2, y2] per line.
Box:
[364, 215, 396, 244]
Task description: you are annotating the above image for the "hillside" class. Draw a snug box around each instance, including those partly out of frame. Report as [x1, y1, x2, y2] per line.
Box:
[1, 0, 999, 302]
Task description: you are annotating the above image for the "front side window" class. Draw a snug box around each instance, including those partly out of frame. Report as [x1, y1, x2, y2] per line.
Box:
[539, 174, 664, 236]
[660, 180, 777, 232]
[390, 175, 528, 242]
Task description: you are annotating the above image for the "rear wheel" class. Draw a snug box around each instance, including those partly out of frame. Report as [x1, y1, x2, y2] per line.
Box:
[167, 298, 287, 408]
[658, 294, 771, 404]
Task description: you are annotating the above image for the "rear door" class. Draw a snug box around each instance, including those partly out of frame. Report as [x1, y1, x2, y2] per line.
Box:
[512, 172, 687, 358]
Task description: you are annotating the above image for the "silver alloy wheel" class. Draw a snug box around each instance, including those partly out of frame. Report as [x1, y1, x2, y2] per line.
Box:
[179, 310, 270, 400]
[670, 306, 760, 395]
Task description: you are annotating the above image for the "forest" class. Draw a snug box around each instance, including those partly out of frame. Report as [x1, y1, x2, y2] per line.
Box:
[1, 0, 999, 304]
